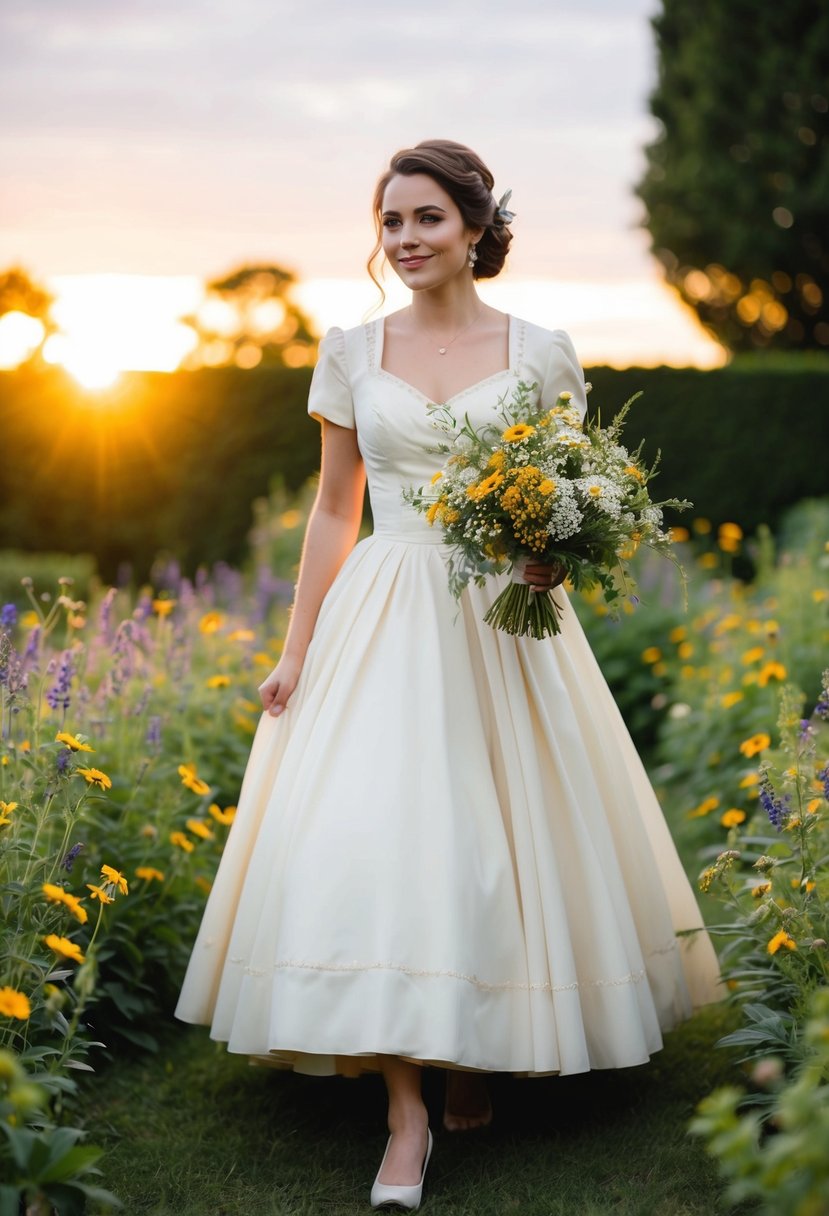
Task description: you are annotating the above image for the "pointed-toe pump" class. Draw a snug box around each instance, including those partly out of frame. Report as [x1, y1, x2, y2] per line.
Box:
[370, 1126, 433, 1211]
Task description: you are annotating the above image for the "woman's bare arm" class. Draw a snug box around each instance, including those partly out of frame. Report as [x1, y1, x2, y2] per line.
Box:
[259, 421, 366, 715]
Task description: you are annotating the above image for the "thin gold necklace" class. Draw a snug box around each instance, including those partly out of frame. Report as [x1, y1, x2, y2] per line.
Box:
[415, 307, 485, 355]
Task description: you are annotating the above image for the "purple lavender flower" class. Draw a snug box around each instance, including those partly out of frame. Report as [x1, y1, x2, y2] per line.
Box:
[799, 719, 814, 741]
[820, 764, 829, 801]
[56, 748, 72, 774]
[97, 587, 117, 642]
[133, 592, 154, 622]
[145, 714, 162, 748]
[23, 625, 41, 665]
[61, 842, 85, 871]
[1, 604, 17, 629]
[759, 773, 791, 832]
[46, 649, 74, 711]
[815, 697, 829, 721]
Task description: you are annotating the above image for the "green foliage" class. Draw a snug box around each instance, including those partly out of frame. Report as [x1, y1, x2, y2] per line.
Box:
[689, 988, 829, 1216]
[636, 1, 829, 352]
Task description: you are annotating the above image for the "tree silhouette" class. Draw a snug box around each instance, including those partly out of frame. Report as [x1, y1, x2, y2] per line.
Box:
[185, 264, 318, 369]
[0, 267, 55, 365]
[636, 1, 829, 352]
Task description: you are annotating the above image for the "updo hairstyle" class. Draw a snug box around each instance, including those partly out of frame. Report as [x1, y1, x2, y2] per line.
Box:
[367, 139, 513, 294]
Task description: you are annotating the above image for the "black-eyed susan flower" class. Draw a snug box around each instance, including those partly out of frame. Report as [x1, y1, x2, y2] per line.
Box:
[44, 934, 85, 963]
[757, 661, 787, 687]
[206, 675, 232, 689]
[55, 731, 94, 753]
[198, 612, 225, 635]
[720, 808, 747, 828]
[86, 883, 114, 904]
[135, 866, 165, 882]
[0, 801, 18, 826]
[208, 803, 236, 825]
[0, 986, 31, 1019]
[740, 733, 771, 758]
[501, 423, 535, 443]
[100, 864, 129, 895]
[186, 817, 214, 841]
[751, 882, 771, 898]
[721, 691, 744, 709]
[76, 767, 112, 791]
[170, 830, 195, 853]
[152, 598, 176, 617]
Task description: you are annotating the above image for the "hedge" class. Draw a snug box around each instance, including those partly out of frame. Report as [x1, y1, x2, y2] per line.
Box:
[1, 359, 826, 582]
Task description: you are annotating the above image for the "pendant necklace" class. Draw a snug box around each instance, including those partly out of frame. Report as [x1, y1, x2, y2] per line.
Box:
[418, 307, 485, 354]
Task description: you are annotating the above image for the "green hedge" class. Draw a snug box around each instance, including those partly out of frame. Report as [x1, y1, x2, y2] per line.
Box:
[1, 360, 826, 582]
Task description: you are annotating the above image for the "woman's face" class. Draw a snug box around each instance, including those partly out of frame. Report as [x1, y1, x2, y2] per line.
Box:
[380, 173, 482, 291]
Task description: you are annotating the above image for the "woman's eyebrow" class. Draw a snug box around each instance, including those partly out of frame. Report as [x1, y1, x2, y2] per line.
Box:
[382, 205, 448, 217]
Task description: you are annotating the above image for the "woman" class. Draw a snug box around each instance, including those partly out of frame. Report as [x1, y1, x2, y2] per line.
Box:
[175, 139, 721, 1211]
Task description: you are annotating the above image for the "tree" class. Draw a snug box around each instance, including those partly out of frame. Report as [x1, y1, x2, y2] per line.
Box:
[185, 264, 318, 369]
[0, 267, 55, 366]
[636, 2, 829, 352]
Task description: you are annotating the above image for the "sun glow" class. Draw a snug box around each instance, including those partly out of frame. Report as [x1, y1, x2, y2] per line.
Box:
[46, 274, 202, 389]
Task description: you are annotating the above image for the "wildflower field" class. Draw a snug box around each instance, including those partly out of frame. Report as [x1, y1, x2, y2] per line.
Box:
[1, 483, 828, 1214]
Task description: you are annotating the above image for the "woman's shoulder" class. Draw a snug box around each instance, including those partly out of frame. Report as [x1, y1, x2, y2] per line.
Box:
[511, 314, 579, 355]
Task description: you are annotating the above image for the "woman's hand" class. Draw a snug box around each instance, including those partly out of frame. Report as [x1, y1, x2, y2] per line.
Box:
[259, 654, 304, 717]
[523, 561, 566, 591]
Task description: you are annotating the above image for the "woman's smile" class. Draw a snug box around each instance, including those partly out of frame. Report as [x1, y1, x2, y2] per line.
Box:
[399, 254, 434, 269]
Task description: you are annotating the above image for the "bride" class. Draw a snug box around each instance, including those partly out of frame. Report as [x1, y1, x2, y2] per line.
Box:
[175, 139, 721, 1211]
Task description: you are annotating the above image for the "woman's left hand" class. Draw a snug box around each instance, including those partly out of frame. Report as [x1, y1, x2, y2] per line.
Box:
[523, 561, 566, 591]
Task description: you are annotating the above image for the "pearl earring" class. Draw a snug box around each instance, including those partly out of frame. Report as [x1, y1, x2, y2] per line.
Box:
[468, 244, 478, 269]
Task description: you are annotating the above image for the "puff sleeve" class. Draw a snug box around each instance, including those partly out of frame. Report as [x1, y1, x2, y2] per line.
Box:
[541, 330, 589, 422]
[307, 326, 355, 429]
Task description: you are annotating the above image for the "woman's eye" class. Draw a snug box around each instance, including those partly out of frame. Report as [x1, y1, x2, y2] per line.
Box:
[383, 217, 401, 229]
[420, 214, 440, 224]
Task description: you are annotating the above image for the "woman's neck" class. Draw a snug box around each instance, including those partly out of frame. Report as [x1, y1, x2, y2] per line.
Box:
[407, 280, 485, 331]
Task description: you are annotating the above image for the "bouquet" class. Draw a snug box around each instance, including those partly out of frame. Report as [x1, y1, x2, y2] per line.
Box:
[404, 381, 690, 639]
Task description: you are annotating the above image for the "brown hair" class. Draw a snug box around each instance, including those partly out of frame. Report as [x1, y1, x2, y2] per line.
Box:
[367, 139, 513, 299]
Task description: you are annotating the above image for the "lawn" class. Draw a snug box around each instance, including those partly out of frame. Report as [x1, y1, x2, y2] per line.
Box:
[80, 1002, 740, 1215]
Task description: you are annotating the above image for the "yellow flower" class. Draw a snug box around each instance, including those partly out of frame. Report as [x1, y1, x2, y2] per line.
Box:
[152, 598, 176, 617]
[812, 589, 828, 604]
[487, 450, 505, 470]
[501, 424, 535, 443]
[62, 893, 88, 924]
[538, 479, 556, 496]
[807, 798, 821, 815]
[739, 772, 759, 789]
[757, 661, 787, 687]
[721, 691, 744, 709]
[206, 675, 232, 689]
[720, 808, 746, 828]
[0, 987, 31, 1020]
[426, 501, 441, 526]
[741, 646, 765, 665]
[624, 465, 644, 482]
[186, 817, 214, 841]
[740, 733, 771, 758]
[208, 803, 237, 825]
[44, 934, 85, 963]
[86, 883, 114, 904]
[194, 875, 213, 895]
[677, 641, 694, 660]
[641, 647, 662, 664]
[767, 930, 796, 955]
[687, 795, 720, 819]
[76, 767, 112, 791]
[199, 612, 225, 635]
[693, 517, 712, 534]
[253, 652, 275, 666]
[100, 864, 129, 895]
[0, 800, 18, 826]
[430, 470, 443, 484]
[699, 553, 719, 569]
[751, 883, 771, 898]
[669, 526, 690, 543]
[719, 521, 743, 541]
[55, 731, 94, 753]
[135, 866, 165, 882]
[468, 472, 504, 500]
[714, 613, 743, 635]
[178, 763, 211, 796]
[42, 883, 87, 921]
[669, 626, 687, 643]
[170, 830, 195, 853]
[228, 629, 256, 642]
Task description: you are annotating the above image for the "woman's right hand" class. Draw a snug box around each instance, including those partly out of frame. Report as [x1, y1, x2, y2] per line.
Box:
[259, 654, 304, 717]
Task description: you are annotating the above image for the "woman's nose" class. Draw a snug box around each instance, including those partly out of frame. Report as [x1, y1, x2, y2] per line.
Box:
[400, 230, 420, 248]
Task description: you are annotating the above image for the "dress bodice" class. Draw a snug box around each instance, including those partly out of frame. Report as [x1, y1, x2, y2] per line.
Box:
[307, 315, 589, 540]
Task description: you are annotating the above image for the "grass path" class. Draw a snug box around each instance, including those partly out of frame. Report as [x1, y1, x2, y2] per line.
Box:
[81, 1003, 739, 1215]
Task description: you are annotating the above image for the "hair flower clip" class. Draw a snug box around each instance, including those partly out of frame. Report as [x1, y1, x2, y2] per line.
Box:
[494, 189, 516, 224]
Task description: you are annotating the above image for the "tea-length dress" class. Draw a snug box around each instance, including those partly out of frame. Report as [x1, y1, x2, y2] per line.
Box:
[174, 314, 721, 1078]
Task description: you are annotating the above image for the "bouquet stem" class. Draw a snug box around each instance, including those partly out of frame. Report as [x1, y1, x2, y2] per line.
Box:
[483, 583, 564, 639]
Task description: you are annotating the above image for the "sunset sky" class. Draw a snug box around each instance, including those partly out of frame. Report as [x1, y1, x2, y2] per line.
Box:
[0, 0, 725, 370]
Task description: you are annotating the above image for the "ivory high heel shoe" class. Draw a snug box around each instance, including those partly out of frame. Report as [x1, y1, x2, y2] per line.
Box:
[370, 1126, 433, 1211]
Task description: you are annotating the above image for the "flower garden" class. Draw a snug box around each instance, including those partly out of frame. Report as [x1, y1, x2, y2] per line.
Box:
[1, 481, 827, 1215]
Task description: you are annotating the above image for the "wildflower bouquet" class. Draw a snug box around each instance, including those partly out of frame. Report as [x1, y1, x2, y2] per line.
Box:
[404, 381, 690, 638]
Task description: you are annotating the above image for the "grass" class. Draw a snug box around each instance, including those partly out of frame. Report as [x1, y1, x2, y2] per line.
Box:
[80, 1002, 741, 1216]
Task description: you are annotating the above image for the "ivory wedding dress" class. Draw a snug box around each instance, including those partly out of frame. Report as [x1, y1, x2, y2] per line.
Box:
[174, 315, 721, 1078]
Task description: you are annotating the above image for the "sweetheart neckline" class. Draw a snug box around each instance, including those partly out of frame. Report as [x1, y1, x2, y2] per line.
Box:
[373, 314, 517, 407]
